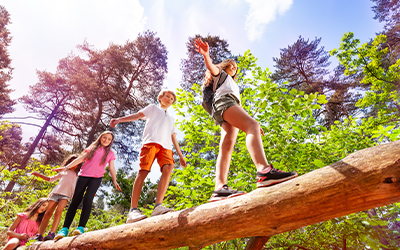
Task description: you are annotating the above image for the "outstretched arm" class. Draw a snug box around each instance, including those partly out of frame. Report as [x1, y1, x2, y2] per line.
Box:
[194, 38, 220, 76]
[31, 172, 50, 182]
[110, 112, 145, 128]
[171, 133, 187, 168]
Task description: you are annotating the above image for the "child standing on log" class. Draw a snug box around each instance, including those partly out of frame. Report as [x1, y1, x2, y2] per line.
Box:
[54, 131, 121, 240]
[31, 154, 82, 241]
[194, 38, 298, 202]
[3, 198, 48, 250]
[110, 89, 186, 223]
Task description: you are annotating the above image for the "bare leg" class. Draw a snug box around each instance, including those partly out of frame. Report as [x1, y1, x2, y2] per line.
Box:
[222, 105, 270, 172]
[50, 199, 69, 233]
[130, 170, 149, 208]
[3, 238, 20, 250]
[38, 200, 58, 235]
[155, 164, 174, 204]
[215, 122, 239, 190]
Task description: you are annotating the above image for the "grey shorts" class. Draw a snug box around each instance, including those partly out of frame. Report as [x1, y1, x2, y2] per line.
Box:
[49, 193, 70, 202]
[212, 94, 240, 126]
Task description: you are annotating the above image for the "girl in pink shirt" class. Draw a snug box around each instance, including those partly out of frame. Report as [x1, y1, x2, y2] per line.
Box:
[3, 198, 48, 249]
[31, 155, 83, 241]
[53, 131, 121, 240]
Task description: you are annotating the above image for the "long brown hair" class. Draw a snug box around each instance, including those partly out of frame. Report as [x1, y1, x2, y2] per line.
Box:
[25, 198, 48, 222]
[84, 131, 114, 165]
[62, 154, 83, 175]
[203, 59, 237, 88]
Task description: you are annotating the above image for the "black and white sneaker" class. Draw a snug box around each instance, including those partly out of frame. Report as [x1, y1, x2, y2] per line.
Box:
[209, 184, 246, 202]
[256, 166, 298, 187]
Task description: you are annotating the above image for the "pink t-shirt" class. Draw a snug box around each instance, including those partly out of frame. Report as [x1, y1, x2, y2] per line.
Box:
[78, 147, 116, 178]
[49, 170, 78, 198]
[8, 213, 39, 246]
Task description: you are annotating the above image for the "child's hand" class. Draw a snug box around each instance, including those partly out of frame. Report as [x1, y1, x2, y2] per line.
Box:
[194, 38, 209, 56]
[110, 118, 119, 128]
[113, 181, 122, 192]
[20, 233, 29, 240]
[180, 157, 187, 168]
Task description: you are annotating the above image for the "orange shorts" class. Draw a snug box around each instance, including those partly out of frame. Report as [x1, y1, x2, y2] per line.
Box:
[139, 143, 174, 172]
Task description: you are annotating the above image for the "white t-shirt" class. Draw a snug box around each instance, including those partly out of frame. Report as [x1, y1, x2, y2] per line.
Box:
[213, 69, 241, 104]
[139, 104, 176, 150]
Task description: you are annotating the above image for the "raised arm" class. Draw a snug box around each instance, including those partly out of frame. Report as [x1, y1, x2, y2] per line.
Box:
[110, 112, 145, 128]
[194, 38, 220, 76]
[171, 133, 187, 168]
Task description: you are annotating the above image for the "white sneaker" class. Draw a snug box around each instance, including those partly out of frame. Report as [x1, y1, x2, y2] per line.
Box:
[126, 209, 147, 223]
[151, 205, 174, 217]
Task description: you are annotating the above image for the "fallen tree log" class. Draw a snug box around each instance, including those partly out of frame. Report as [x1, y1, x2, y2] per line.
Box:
[28, 140, 400, 250]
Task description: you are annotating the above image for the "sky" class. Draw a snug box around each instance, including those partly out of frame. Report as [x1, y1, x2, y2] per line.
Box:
[1, 0, 383, 181]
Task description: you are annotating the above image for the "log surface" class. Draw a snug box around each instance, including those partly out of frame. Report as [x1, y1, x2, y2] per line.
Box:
[28, 140, 400, 250]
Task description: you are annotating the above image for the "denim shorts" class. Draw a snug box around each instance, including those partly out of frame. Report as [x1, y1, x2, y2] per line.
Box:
[212, 94, 240, 126]
[49, 193, 70, 202]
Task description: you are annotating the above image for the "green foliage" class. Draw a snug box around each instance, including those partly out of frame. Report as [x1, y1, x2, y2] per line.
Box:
[100, 167, 157, 211]
[331, 32, 400, 143]
[0, 161, 56, 228]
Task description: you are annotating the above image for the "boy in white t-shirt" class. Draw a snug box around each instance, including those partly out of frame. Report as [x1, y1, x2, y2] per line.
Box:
[110, 89, 187, 223]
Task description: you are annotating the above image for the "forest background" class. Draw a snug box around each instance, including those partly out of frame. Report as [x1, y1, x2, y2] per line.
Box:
[1, 0, 400, 249]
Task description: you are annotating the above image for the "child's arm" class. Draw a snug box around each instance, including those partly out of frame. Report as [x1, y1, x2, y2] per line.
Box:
[110, 112, 145, 128]
[53, 153, 87, 172]
[171, 133, 187, 168]
[7, 216, 29, 240]
[194, 38, 220, 76]
[108, 160, 121, 191]
[31, 172, 50, 181]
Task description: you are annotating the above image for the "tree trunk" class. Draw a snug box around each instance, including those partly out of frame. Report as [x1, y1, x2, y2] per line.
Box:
[85, 100, 103, 147]
[4, 99, 65, 192]
[27, 140, 400, 250]
[245, 236, 270, 250]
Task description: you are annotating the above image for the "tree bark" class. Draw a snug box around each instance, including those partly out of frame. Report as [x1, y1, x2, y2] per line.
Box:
[245, 236, 270, 250]
[27, 140, 400, 250]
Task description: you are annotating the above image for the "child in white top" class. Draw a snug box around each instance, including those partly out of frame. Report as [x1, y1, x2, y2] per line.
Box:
[110, 89, 186, 223]
[194, 38, 298, 202]
[31, 154, 82, 241]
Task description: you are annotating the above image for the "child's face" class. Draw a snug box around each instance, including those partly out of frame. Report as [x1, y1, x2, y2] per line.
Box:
[100, 133, 113, 147]
[225, 62, 237, 77]
[38, 202, 48, 214]
[159, 92, 175, 109]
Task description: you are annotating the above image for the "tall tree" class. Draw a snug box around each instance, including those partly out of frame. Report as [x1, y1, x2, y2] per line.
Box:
[0, 5, 15, 116]
[180, 34, 236, 93]
[4, 71, 78, 192]
[271, 36, 360, 127]
[74, 31, 168, 165]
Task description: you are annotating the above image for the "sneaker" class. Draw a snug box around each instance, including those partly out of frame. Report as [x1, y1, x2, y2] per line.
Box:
[256, 165, 298, 187]
[32, 233, 43, 241]
[43, 232, 55, 241]
[151, 205, 174, 217]
[72, 226, 84, 236]
[126, 209, 147, 223]
[54, 227, 69, 240]
[209, 184, 246, 202]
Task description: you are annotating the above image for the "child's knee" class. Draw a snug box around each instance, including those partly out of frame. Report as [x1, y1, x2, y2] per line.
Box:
[161, 164, 174, 174]
[137, 170, 149, 179]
